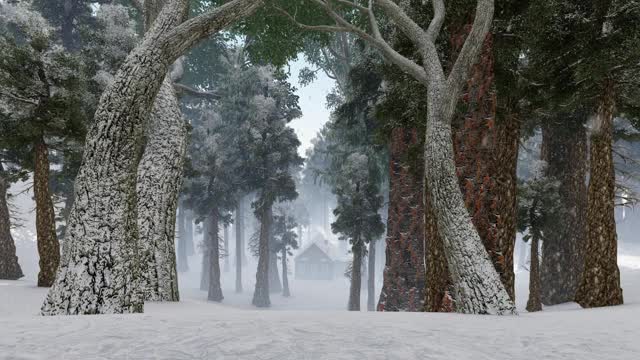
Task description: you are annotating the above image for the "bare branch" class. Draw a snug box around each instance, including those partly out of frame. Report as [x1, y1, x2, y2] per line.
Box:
[273, 6, 352, 32]
[173, 83, 220, 101]
[0, 91, 39, 106]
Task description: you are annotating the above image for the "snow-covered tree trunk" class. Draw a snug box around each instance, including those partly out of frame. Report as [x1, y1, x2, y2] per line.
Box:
[282, 249, 290, 297]
[575, 83, 624, 308]
[235, 202, 243, 293]
[540, 120, 587, 305]
[367, 240, 376, 311]
[177, 205, 189, 273]
[41, 0, 265, 315]
[252, 205, 271, 307]
[348, 242, 363, 311]
[0, 168, 23, 280]
[378, 128, 425, 312]
[137, 78, 187, 302]
[34, 137, 60, 287]
[207, 211, 223, 302]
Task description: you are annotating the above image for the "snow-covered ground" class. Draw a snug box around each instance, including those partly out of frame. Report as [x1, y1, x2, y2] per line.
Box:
[2, 256, 640, 359]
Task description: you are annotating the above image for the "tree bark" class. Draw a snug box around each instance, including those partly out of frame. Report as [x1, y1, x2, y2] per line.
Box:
[540, 118, 588, 305]
[575, 82, 624, 308]
[424, 185, 453, 312]
[378, 128, 425, 312]
[177, 205, 189, 273]
[0, 168, 23, 280]
[200, 218, 210, 291]
[348, 242, 363, 311]
[526, 229, 542, 312]
[208, 210, 223, 302]
[223, 223, 229, 272]
[282, 249, 290, 297]
[367, 240, 376, 311]
[137, 78, 187, 302]
[41, 0, 264, 315]
[34, 137, 60, 287]
[185, 209, 195, 256]
[235, 202, 243, 293]
[269, 248, 282, 293]
[252, 205, 271, 307]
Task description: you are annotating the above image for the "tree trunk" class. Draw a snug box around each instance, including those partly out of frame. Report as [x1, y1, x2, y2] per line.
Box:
[235, 202, 243, 293]
[348, 243, 363, 311]
[378, 128, 425, 312]
[268, 241, 282, 293]
[137, 78, 186, 302]
[423, 84, 516, 314]
[526, 228, 542, 312]
[540, 118, 588, 305]
[200, 218, 210, 291]
[252, 205, 271, 307]
[223, 223, 229, 272]
[0, 168, 23, 280]
[282, 249, 290, 297]
[424, 185, 453, 312]
[41, 0, 264, 315]
[177, 205, 189, 273]
[185, 209, 195, 256]
[34, 137, 60, 287]
[208, 210, 223, 302]
[575, 82, 623, 308]
[367, 240, 376, 311]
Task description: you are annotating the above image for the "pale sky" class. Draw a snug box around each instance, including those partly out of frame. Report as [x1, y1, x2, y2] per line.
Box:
[288, 58, 335, 157]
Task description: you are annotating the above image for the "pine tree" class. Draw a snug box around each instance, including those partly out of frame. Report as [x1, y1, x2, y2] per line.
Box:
[0, 162, 24, 280]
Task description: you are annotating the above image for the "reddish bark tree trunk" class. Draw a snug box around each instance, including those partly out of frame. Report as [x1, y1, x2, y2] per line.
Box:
[378, 128, 425, 312]
[34, 137, 60, 287]
[575, 82, 623, 308]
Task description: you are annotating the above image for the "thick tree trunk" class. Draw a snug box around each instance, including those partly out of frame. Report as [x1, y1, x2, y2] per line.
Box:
[235, 202, 243, 293]
[526, 228, 542, 313]
[34, 137, 60, 287]
[540, 119, 588, 305]
[424, 186, 453, 312]
[423, 83, 516, 314]
[575, 83, 623, 308]
[367, 240, 376, 311]
[208, 211, 223, 302]
[41, 0, 264, 315]
[137, 78, 186, 302]
[252, 205, 272, 307]
[268, 242, 282, 293]
[0, 169, 23, 280]
[282, 249, 290, 297]
[348, 243, 363, 311]
[378, 128, 425, 312]
[177, 205, 189, 273]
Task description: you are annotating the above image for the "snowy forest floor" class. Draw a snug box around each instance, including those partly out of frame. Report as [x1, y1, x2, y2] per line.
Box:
[2, 254, 640, 359]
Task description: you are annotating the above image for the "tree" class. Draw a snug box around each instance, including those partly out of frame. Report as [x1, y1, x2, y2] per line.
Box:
[0, 2, 89, 287]
[41, 0, 265, 315]
[279, 0, 515, 314]
[332, 153, 385, 311]
[271, 207, 299, 297]
[0, 162, 24, 280]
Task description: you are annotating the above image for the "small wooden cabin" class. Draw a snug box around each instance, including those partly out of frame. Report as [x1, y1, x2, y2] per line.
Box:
[294, 243, 335, 280]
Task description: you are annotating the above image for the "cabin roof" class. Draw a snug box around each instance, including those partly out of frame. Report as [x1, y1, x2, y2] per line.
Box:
[294, 243, 334, 263]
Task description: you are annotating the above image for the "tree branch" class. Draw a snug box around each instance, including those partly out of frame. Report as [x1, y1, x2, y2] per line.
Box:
[426, 0, 445, 43]
[0, 91, 39, 106]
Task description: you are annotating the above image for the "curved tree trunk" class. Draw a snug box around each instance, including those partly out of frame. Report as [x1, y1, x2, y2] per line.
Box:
[378, 128, 425, 312]
[540, 118, 587, 305]
[34, 137, 60, 287]
[252, 205, 271, 307]
[575, 83, 623, 308]
[235, 202, 243, 293]
[208, 210, 223, 302]
[367, 240, 376, 311]
[137, 78, 187, 302]
[41, 0, 264, 315]
[348, 242, 363, 311]
[0, 169, 23, 280]
[282, 249, 290, 297]
[424, 89, 516, 314]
